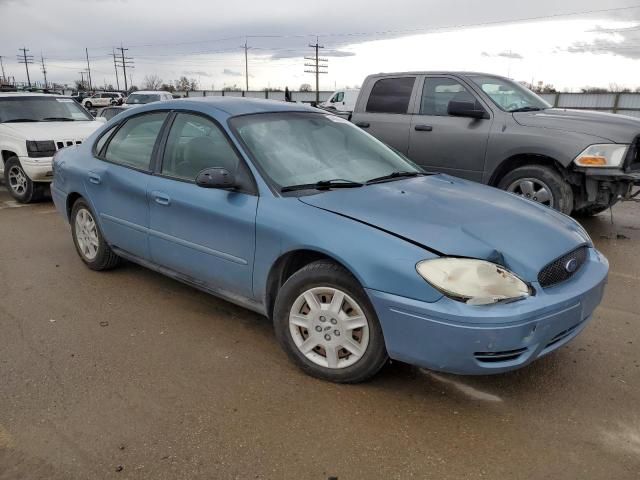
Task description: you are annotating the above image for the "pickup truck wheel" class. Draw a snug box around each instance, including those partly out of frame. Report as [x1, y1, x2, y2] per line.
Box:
[71, 199, 121, 271]
[273, 261, 388, 383]
[4, 157, 43, 203]
[498, 165, 573, 214]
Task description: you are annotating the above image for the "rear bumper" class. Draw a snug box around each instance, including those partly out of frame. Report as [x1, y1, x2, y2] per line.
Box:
[19, 156, 53, 182]
[367, 248, 608, 375]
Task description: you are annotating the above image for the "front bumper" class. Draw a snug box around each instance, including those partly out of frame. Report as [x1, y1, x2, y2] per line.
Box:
[582, 168, 640, 185]
[367, 248, 608, 375]
[19, 156, 54, 182]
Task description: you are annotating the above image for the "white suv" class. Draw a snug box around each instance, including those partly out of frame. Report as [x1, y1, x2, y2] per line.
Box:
[0, 93, 103, 203]
[82, 92, 124, 109]
[123, 90, 173, 107]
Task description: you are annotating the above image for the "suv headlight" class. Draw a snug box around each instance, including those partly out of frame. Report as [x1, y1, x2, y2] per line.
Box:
[26, 140, 56, 158]
[416, 258, 531, 306]
[574, 144, 629, 168]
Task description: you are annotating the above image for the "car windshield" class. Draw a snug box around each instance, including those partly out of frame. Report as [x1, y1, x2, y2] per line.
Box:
[231, 112, 422, 191]
[126, 94, 161, 104]
[0, 96, 93, 122]
[467, 75, 550, 112]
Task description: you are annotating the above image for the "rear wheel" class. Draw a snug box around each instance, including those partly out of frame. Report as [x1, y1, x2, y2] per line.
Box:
[71, 199, 121, 271]
[273, 261, 388, 383]
[498, 164, 574, 214]
[4, 157, 45, 203]
[84, 101, 92, 109]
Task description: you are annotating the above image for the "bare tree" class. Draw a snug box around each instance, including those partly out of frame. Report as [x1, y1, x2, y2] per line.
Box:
[299, 83, 312, 92]
[142, 74, 163, 90]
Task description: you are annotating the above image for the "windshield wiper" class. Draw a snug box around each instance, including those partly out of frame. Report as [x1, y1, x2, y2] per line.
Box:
[509, 106, 543, 113]
[1, 118, 37, 123]
[281, 179, 364, 193]
[42, 117, 75, 121]
[365, 171, 425, 185]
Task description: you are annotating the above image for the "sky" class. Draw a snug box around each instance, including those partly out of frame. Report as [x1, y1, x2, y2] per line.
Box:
[1, 0, 640, 91]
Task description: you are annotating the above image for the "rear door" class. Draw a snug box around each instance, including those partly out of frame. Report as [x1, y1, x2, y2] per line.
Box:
[408, 75, 492, 182]
[351, 76, 416, 155]
[85, 111, 169, 260]
[147, 112, 258, 298]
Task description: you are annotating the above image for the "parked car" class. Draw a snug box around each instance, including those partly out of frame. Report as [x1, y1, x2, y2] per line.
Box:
[51, 97, 608, 383]
[123, 90, 173, 107]
[70, 91, 92, 104]
[0, 93, 104, 202]
[320, 88, 360, 112]
[350, 72, 640, 215]
[97, 106, 127, 122]
[83, 92, 124, 109]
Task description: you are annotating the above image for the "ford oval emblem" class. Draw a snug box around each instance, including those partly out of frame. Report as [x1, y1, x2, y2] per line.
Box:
[565, 258, 578, 273]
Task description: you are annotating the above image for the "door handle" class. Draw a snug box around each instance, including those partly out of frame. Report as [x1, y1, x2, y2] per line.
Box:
[152, 191, 171, 206]
[355, 122, 370, 128]
[414, 124, 433, 132]
[88, 173, 101, 185]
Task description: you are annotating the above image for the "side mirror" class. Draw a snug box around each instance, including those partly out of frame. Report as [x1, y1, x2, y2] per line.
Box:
[448, 100, 489, 120]
[196, 167, 236, 189]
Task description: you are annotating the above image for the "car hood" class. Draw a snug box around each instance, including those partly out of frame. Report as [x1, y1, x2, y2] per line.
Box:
[299, 175, 590, 282]
[1, 121, 101, 141]
[513, 108, 640, 143]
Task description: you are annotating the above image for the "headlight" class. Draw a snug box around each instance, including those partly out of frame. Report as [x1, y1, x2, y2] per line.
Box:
[416, 258, 531, 306]
[26, 140, 56, 158]
[574, 144, 629, 168]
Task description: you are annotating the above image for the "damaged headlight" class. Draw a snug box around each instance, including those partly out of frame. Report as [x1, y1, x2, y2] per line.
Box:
[416, 258, 531, 306]
[574, 144, 629, 168]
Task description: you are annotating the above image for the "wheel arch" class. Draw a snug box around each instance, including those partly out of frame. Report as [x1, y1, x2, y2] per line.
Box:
[488, 153, 568, 187]
[265, 249, 356, 320]
[1, 150, 18, 165]
[65, 192, 84, 222]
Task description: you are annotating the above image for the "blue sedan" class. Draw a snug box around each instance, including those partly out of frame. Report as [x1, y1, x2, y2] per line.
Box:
[51, 98, 608, 383]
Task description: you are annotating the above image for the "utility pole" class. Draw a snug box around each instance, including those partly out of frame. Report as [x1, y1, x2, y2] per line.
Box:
[115, 44, 134, 92]
[79, 71, 86, 90]
[40, 54, 48, 88]
[17, 47, 34, 88]
[85, 48, 93, 91]
[304, 38, 327, 104]
[0, 56, 6, 82]
[243, 39, 250, 92]
[112, 49, 120, 91]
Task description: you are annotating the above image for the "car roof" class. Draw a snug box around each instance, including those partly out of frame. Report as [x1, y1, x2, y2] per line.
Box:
[367, 71, 508, 78]
[0, 92, 69, 98]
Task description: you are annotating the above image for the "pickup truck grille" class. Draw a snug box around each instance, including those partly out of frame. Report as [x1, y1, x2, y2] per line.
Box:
[538, 246, 588, 288]
[55, 139, 82, 150]
[626, 135, 640, 172]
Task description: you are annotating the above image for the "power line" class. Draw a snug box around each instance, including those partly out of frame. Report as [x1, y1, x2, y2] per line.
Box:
[304, 38, 328, 104]
[17, 47, 34, 87]
[40, 53, 48, 89]
[115, 44, 134, 91]
[85, 48, 93, 91]
[243, 39, 251, 91]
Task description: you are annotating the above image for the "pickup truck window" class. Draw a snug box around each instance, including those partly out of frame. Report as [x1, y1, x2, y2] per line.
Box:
[467, 75, 549, 112]
[366, 77, 415, 114]
[420, 78, 476, 116]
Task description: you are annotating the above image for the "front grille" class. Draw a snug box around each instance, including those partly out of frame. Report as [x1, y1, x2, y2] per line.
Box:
[538, 246, 588, 288]
[474, 348, 528, 363]
[626, 136, 640, 172]
[55, 139, 82, 150]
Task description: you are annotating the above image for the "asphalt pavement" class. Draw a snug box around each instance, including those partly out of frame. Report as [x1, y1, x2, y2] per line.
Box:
[0, 183, 639, 479]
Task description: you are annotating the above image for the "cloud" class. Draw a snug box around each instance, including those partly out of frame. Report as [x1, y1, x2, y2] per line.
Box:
[269, 48, 355, 60]
[223, 68, 243, 77]
[567, 23, 640, 59]
[184, 70, 211, 77]
[482, 50, 523, 59]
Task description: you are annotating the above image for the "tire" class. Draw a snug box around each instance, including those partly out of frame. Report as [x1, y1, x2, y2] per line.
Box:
[497, 164, 574, 215]
[4, 156, 45, 203]
[573, 204, 610, 217]
[273, 260, 388, 383]
[84, 101, 92, 109]
[70, 199, 121, 271]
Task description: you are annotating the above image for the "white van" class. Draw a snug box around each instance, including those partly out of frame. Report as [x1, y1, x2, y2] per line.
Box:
[320, 89, 360, 112]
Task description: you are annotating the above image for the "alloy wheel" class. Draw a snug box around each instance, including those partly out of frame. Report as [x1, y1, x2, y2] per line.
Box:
[75, 208, 99, 260]
[289, 287, 370, 369]
[507, 177, 555, 207]
[8, 165, 28, 196]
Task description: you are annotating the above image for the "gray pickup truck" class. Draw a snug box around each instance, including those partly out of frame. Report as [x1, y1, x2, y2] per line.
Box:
[350, 71, 640, 215]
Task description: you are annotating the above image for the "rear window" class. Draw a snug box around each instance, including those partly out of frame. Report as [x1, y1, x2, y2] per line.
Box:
[366, 77, 415, 114]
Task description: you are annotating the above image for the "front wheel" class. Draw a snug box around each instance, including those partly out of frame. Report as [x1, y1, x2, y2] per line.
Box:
[498, 164, 574, 214]
[273, 261, 388, 383]
[4, 157, 44, 203]
[71, 199, 121, 271]
[84, 101, 92, 109]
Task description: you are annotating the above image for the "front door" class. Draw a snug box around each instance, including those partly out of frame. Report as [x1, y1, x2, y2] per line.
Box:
[408, 76, 493, 182]
[85, 111, 169, 260]
[147, 112, 258, 299]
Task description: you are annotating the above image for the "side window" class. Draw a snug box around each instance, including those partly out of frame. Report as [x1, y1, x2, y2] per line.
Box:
[95, 125, 117, 156]
[335, 92, 344, 102]
[161, 113, 240, 181]
[421, 77, 477, 116]
[103, 112, 167, 170]
[365, 77, 416, 114]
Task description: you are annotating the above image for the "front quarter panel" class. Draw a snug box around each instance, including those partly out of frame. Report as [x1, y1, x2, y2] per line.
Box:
[253, 197, 444, 306]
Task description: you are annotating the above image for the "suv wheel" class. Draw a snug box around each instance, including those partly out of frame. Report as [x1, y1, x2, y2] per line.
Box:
[84, 101, 92, 109]
[273, 261, 388, 383]
[4, 157, 44, 203]
[498, 164, 574, 214]
[71, 199, 121, 270]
